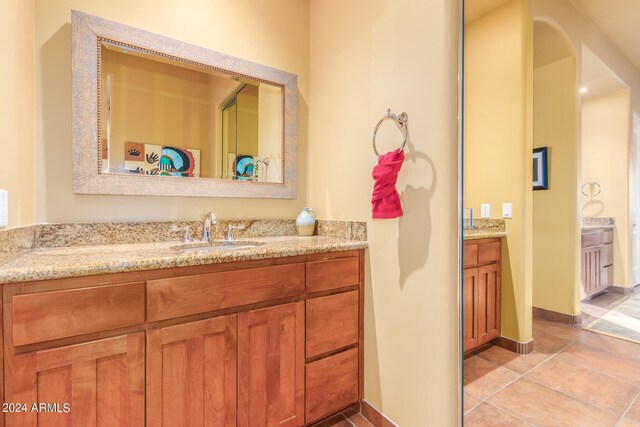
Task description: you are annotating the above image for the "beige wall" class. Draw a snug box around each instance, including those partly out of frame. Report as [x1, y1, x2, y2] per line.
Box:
[533, 56, 580, 315]
[582, 90, 632, 287]
[310, 1, 458, 425]
[35, 0, 309, 223]
[464, 0, 534, 343]
[0, 0, 36, 228]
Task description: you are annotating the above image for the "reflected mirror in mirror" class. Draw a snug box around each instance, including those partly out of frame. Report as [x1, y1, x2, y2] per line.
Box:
[99, 40, 283, 183]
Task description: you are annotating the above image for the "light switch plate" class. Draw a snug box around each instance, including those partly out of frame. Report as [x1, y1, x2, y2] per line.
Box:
[481, 204, 490, 218]
[0, 190, 7, 228]
[502, 202, 512, 219]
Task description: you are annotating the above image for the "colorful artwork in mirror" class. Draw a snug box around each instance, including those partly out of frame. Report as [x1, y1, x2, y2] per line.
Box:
[124, 142, 201, 177]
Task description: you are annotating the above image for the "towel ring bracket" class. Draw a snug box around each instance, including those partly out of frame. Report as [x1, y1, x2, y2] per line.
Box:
[372, 108, 409, 156]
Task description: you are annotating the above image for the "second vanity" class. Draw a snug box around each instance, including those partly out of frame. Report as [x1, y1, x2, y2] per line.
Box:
[581, 217, 615, 299]
[463, 219, 505, 353]
[0, 220, 367, 426]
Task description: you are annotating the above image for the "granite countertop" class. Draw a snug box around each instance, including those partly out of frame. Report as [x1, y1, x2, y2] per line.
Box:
[464, 230, 507, 240]
[0, 235, 367, 285]
[582, 224, 615, 230]
[463, 218, 507, 240]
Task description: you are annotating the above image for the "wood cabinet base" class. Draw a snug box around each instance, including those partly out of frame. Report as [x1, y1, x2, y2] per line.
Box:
[2, 250, 365, 427]
[464, 239, 501, 353]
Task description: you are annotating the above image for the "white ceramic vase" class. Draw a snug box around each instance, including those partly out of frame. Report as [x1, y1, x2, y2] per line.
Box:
[296, 208, 316, 236]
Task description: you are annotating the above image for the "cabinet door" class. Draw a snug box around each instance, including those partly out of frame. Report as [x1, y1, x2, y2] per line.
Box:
[463, 268, 478, 352]
[6, 333, 144, 427]
[477, 263, 501, 345]
[238, 302, 304, 427]
[582, 247, 601, 298]
[146, 315, 237, 427]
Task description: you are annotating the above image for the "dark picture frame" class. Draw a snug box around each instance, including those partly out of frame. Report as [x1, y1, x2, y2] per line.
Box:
[533, 147, 549, 190]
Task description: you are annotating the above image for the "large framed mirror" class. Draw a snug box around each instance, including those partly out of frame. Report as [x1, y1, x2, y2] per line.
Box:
[72, 11, 297, 198]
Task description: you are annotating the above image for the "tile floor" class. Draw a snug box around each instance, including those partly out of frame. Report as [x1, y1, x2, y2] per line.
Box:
[465, 290, 640, 426]
[309, 405, 375, 427]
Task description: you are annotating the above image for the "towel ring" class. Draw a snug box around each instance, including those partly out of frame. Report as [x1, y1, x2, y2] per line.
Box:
[372, 108, 409, 156]
[581, 181, 602, 197]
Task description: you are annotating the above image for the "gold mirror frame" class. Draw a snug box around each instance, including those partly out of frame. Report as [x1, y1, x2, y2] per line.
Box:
[72, 10, 297, 198]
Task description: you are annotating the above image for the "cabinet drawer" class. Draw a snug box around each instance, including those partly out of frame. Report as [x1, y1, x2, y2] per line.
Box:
[12, 282, 145, 347]
[305, 348, 358, 424]
[601, 243, 613, 267]
[147, 263, 305, 321]
[582, 232, 602, 247]
[601, 265, 614, 287]
[478, 241, 500, 264]
[603, 230, 613, 244]
[306, 290, 359, 358]
[306, 256, 359, 293]
[464, 243, 478, 267]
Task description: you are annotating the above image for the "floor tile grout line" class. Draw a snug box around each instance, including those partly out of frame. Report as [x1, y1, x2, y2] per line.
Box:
[341, 413, 357, 427]
[467, 338, 577, 405]
[483, 339, 624, 427]
[523, 367, 628, 420]
[463, 398, 483, 415]
[614, 389, 640, 426]
[466, 299, 640, 424]
[551, 333, 640, 389]
[551, 346, 640, 388]
[482, 401, 536, 426]
[467, 294, 640, 424]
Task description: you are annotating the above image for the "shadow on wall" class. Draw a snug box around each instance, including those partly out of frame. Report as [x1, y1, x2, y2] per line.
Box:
[363, 250, 383, 405]
[583, 198, 604, 216]
[499, 239, 519, 340]
[398, 141, 437, 289]
[41, 24, 73, 221]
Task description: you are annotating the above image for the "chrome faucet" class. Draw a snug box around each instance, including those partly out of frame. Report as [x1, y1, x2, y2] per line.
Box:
[465, 208, 474, 229]
[202, 212, 217, 241]
[226, 225, 246, 241]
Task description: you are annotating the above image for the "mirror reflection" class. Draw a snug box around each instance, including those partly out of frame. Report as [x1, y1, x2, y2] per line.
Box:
[463, 0, 640, 424]
[99, 40, 283, 183]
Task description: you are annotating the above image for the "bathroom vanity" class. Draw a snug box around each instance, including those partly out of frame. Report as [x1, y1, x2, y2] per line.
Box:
[581, 227, 614, 299]
[463, 237, 502, 353]
[0, 225, 366, 427]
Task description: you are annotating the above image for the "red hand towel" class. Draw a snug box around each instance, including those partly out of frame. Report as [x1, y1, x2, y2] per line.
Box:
[372, 148, 404, 219]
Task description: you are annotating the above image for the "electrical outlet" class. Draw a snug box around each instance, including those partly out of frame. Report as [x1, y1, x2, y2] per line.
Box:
[502, 202, 512, 219]
[481, 204, 490, 218]
[0, 190, 7, 228]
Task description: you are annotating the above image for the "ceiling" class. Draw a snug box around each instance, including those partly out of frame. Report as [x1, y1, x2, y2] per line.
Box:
[464, 0, 511, 24]
[570, 0, 640, 73]
[581, 46, 628, 98]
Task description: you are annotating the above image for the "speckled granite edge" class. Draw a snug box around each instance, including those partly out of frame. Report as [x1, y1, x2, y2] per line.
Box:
[464, 230, 507, 240]
[0, 237, 368, 285]
[465, 218, 505, 232]
[0, 226, 39, 253]
[582, 217, 615, 226]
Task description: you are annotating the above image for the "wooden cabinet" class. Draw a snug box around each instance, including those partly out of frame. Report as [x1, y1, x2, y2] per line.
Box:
[5, 333, 145, 427]
[463, 268, 478, 352]
[238, 303, 305, 427]
[463, 239, 501, 353]
[2, 249, 364, 426]
[581, 228, 614, 299]
[146, 315, 237, 427]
